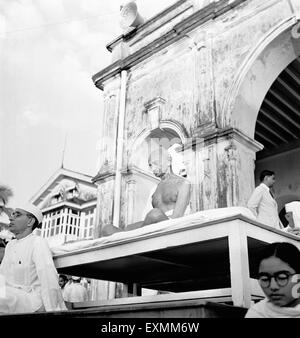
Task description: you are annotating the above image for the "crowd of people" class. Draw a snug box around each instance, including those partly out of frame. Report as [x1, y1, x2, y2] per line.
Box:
[0, 166, 300, 317]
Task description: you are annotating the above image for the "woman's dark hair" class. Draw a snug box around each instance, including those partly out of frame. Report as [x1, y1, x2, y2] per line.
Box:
[254, 242, 300, 276]
[259, 170, 275, 182]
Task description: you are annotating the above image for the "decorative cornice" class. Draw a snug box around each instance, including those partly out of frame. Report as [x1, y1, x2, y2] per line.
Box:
[182, 127, 263, 152]
[203, 127, 263, 151]
[121, 165, 160, 182]
[144, 96, 166, 110]
[92, 0, 246, 90]
[218, 127, 264, 152]
[92, 171, 116, 184]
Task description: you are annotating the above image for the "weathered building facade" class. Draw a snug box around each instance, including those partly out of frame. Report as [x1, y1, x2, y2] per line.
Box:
[92, 0, 300, 235]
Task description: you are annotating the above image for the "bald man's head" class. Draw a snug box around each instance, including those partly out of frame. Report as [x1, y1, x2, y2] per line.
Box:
[148, 148, 170, 178]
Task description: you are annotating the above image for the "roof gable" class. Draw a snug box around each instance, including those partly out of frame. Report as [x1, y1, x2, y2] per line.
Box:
[30, 168, 97, 208]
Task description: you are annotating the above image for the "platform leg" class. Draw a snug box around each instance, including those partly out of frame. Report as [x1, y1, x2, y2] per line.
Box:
[121, 283, 141, 297]
[228, 222, 251, 308]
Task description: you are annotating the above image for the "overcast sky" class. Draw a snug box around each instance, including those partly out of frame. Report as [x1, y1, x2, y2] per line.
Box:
[0, 0, 176, 207]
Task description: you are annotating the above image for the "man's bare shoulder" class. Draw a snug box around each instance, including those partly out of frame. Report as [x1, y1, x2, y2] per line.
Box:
[168, 174, 191, 187]
[176, 175, 191, 184]
[157, 174, 191, 190]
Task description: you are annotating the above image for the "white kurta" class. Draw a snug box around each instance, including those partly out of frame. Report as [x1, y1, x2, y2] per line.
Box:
[247, 183, 282, 229]
[0, 233, 67, 314]
[63, 283, 88, 303]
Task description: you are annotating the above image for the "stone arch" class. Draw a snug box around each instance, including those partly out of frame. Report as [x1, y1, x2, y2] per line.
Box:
[124, 121, 188, 225]
[128, 120, 188, 171]
[223, 17, 300, 138]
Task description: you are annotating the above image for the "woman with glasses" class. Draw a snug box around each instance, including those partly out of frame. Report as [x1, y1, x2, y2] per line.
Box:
[245, 242, 300, 318]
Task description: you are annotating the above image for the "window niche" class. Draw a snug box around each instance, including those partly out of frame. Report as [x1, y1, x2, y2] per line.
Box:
[144, 96, 166, 130]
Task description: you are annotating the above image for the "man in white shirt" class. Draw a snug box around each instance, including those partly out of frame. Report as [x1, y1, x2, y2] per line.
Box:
[63, 276, 88, 303]
[0, 203, 67, 314]
[247, 170, 282, 229]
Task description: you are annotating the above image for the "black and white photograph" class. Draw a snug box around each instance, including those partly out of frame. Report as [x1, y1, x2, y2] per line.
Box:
[1, 0, 300, 332]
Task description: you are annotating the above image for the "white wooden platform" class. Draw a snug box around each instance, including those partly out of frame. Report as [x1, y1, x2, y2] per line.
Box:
[53, 211, 300, 308]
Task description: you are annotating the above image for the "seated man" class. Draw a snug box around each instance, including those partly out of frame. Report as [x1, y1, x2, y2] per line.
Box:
[142, 149, 191, 226]
[0, 203, 67, 314]
[103, 148, 191, 236]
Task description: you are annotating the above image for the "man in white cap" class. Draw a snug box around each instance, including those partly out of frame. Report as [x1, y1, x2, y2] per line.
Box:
[63, 276, 88, 303]
[0, 203, 67, 313]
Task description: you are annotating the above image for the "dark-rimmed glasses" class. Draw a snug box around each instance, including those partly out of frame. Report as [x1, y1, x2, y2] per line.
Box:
[258, 271, 296, 288]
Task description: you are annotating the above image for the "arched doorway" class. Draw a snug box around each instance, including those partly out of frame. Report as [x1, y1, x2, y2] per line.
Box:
[130, 126, 184, 172]
[254, 56, 300, 225]
[224, 21, 300, 210]
[229, 22, 300, 138]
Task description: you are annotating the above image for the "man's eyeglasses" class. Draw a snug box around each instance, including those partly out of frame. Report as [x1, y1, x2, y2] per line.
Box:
[10, 210, 32, 219]
[258, 272, 296, 288]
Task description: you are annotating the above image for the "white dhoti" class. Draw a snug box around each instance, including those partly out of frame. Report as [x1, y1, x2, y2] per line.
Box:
[165, 205, 190, 219]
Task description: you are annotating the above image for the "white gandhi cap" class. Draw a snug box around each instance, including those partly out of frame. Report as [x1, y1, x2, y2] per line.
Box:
[285, 201, 300, 212]
[18, 203, 43, 224]
[72, 276, 81, 281]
